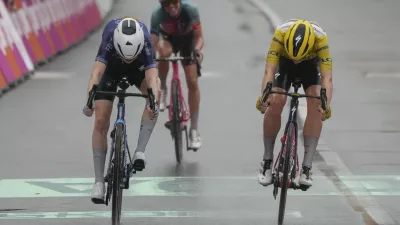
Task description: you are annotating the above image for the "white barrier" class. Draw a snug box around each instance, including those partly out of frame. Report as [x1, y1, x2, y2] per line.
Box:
[0, 0, 115, 95]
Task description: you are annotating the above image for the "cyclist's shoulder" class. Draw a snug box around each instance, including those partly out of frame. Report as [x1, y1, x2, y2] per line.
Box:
[181, 0, 199, 13]
[151, 5, 164, 16]
[103, 18, 120, 34]
[309, 20, 327, 38]
[275, 19, 298, 32]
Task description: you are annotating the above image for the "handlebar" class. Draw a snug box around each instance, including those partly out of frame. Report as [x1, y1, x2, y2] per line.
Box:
[156, 52, 202, 76]
[261, 81, 327, 111]
[155, 56, 192, 62]
[86, 77, 156, 112]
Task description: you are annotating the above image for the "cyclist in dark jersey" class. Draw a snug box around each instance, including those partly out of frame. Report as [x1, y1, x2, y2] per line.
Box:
[82, 17, 160, 204]
[150, 0, 204, 150]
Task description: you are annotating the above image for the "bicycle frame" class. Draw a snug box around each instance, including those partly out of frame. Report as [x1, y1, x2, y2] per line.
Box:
[261, 79, 327, 190]
[86, 78, 154, 192]
[272, 82, 301, 189]
[261, 80, 326, 225]
[109, 91, 130, 189]
[169, 59, 190, 129]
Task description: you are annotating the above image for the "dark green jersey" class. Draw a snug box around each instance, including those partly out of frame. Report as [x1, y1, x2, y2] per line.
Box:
[150, 0, 201, 36]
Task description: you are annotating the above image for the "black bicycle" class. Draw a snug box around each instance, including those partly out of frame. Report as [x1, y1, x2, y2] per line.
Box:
[260, 79, 327, 225]
[86, 77, 156, 225]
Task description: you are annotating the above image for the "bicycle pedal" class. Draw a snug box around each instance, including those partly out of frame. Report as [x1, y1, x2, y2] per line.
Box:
[164, 121, 172, 129]
[133, 160, 145, 171]
[91, 198, 106, 205]
[187, 147, 199, 152]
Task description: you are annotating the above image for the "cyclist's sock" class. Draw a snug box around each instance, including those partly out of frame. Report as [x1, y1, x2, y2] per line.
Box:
[93, 149, 107, 183]
[263, 136, 276, 161]
[135, 119, 157, 153]
[190, 112, 199, 131]
[302, 136, 319, 169]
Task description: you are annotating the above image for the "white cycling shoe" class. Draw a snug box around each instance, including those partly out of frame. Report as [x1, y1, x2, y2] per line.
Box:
[299, 166, 313, 186]
[91, 181, 105, 204]
[188, 129, 202, 150]
[258, 159, 273, 186]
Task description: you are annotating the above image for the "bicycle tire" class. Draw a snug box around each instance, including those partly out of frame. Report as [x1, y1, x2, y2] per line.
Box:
[171, 78, 183, 163]
[278, 122, 296, 225]
[112, 123, 124, 225]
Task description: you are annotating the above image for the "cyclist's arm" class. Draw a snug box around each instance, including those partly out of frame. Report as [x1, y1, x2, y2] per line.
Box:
[87, 62, 106, 94]
[189, 5, 203, 51]
[261, 31, 283, 95]
[316, 35, 333, 106]
[87, 21, 114, 94]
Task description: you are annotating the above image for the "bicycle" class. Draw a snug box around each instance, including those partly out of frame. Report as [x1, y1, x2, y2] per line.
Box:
[86, 77, 156, 225]
[260, 79, 327, 225]
[155, 53, 201, 164]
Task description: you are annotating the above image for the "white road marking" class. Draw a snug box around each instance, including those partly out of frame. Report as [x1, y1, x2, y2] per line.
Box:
[201, 71, 222, 78]
[32, 71, 74, 79]
[247, 0, 399, 224]
[365, 72, 400, 79]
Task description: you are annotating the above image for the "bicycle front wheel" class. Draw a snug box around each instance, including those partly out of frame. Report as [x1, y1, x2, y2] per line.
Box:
[278, 122, 296, 225]
[112, 123, 124, 225]
[171, 78, 183, 163]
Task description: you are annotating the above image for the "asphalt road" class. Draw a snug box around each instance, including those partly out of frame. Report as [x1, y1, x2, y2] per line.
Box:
[0, 0, 399, 224]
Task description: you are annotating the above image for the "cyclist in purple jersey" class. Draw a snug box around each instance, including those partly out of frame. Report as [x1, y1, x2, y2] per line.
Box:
[150, 0, 204, 150]
[82, 17, 160, 204]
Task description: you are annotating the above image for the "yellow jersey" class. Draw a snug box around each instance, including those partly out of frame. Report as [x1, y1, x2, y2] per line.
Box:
[266, 19, 332, 72]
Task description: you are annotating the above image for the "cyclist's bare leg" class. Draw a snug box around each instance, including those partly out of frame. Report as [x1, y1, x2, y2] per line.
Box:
[183, 63, 201, 149]
[132, 78, 161, 170]
[297, 84, 322, 186]
[183, 64, 200, 129]
[91, 100, 112, 202]
[258, 87, 286, 185]
[157, 40, 173, 110]
[263, 87, 287, 158]
[302, 85, 322, 162]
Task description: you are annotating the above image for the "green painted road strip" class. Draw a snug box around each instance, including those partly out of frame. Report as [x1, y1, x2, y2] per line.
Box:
[0, 210, 302, 219]
[1, 176, 400, 198]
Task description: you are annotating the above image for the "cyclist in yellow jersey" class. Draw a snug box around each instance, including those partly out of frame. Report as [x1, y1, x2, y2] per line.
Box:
[256, 19, 332, 187]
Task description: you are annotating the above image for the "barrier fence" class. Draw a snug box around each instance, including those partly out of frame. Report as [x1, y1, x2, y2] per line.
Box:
[0, 0, 108, 95]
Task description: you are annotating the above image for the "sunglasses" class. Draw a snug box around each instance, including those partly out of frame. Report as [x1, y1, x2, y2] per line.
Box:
[161, 0, 179, 7]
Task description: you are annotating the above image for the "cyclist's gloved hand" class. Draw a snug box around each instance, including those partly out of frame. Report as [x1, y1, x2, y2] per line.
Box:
[147, 102, 159, 120]
[83, 105, 94, 117]
[318, 105, 331, 121]
[256, 95, 269, 113]
[194, 49, 203, 64]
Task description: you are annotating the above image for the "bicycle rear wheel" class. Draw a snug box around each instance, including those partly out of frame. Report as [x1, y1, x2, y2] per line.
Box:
[171, 78, 183, 163]
[112, 123, 124, 225]
[278, 122, 296, 225]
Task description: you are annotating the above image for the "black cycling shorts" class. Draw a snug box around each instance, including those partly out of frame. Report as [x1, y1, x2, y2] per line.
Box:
[94, 56, 146, 102]
[159, 30, 195, 66]
[273, 57, 321, 91]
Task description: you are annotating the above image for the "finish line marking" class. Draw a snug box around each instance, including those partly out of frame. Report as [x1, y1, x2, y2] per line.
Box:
[0, 210, 303, 220]
[1, 176, 400, 198]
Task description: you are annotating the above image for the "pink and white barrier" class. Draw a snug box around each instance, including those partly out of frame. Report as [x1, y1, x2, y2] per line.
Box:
[0, 0, 106, 91]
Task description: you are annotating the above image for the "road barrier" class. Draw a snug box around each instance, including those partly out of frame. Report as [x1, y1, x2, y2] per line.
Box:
[0, 0, 115, 96]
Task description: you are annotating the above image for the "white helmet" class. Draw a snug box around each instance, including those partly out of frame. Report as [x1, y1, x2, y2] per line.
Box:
[113, 18, 144, 61]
